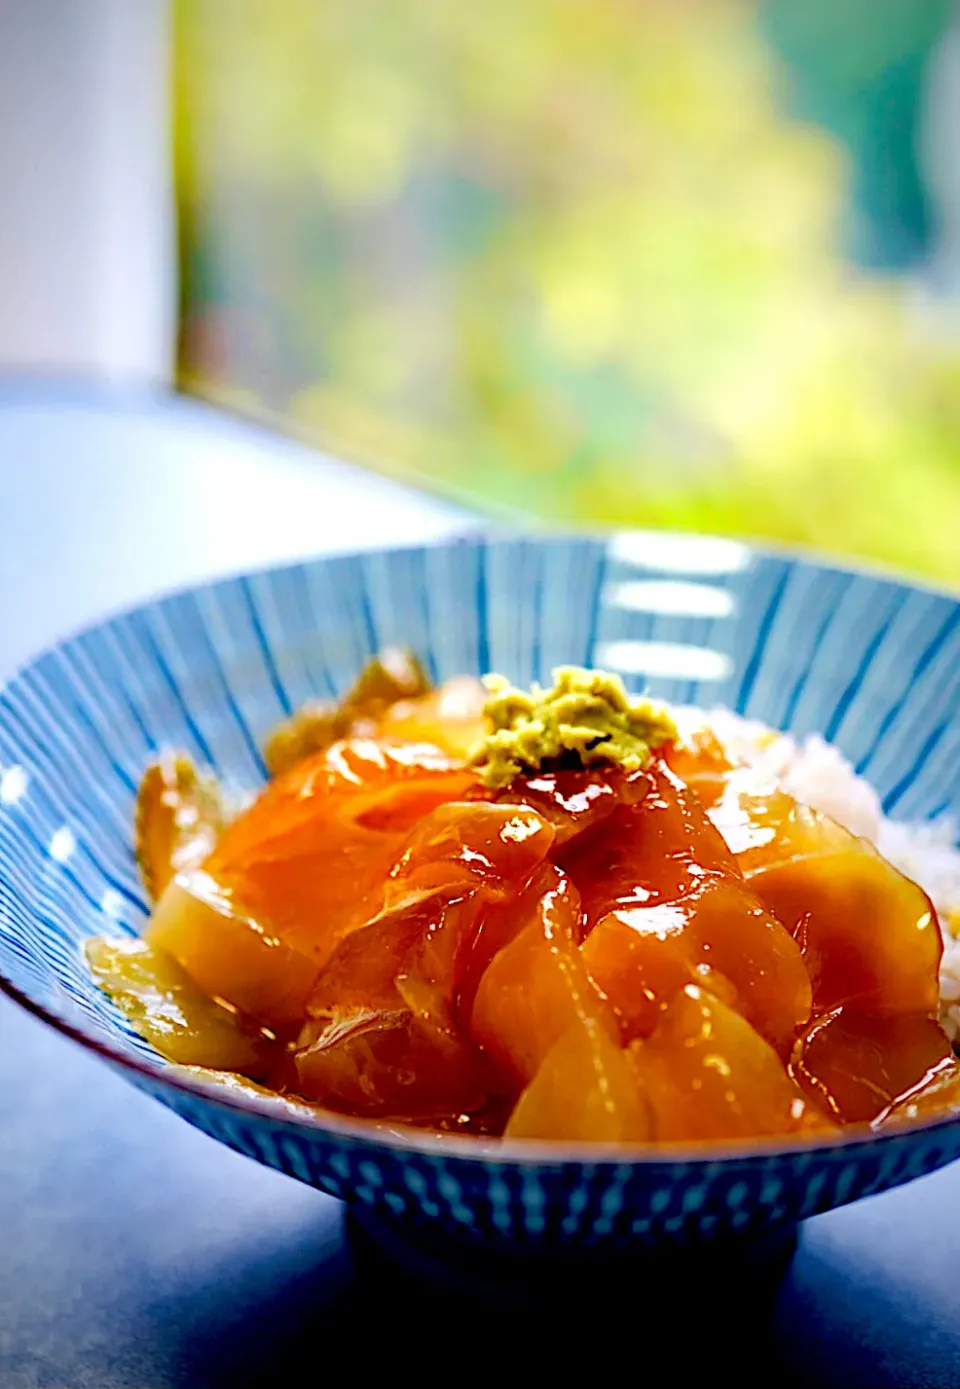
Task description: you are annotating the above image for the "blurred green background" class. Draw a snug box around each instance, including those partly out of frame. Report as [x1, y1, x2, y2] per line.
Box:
[175, 0, 960, 582]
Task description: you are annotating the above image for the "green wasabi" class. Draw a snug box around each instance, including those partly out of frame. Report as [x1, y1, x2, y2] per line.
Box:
[471, 665, 677, 789]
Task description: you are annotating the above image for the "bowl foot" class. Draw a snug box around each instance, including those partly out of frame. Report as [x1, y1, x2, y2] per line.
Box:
[348, 1206, 799, 1297]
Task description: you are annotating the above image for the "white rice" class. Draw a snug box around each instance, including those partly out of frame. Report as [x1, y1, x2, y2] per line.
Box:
[694, 708, 960, 1043]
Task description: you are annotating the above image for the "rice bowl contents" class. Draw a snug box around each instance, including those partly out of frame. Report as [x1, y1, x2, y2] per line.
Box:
[86, 655, 960, 1146]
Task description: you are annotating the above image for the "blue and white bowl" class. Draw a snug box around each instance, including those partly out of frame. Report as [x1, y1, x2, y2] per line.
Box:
[2, 531, 960, 1255]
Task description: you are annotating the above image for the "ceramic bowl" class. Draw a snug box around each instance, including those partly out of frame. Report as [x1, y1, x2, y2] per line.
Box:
[3, 532, 960, 1256]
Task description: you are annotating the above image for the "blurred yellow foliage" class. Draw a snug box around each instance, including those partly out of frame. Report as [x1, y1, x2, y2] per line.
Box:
[176, 0, 960, 582]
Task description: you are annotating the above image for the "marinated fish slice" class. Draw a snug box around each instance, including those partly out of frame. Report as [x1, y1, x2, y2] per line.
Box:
[878, 1060, 960, 1127]
[792, 1009, 956, 1124]
[146, 869, 321, 1034]
[263, 648, 430, 775]
[173, 1066, 326, 1121]
[628, 986, 831, 1143]
[505, 1017, 652, 1143]
[470, 865, 616, 1086]
[559, 765, 738, 915]
[565, 767, 812, 1054]
[206, 740, 476, 959]
[294, 1004, 492, 1120]
[752, 847, 940, 1017]
[581, 912, 699, 1042]
[376, 676, 487, 759]
[484, 766, 648, 849]
[293, 801, 554, 1119]
[148, 741, 476, 1031]
[85, 936, 276, 1076]
[135, 751, 226, 900]
[663, 721, 735, 809]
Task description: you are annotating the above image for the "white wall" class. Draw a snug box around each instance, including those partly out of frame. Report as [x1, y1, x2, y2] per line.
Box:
[0, 0, 174, 381]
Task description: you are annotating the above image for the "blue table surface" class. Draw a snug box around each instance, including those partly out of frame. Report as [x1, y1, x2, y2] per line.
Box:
[1, 382, 959, 1388]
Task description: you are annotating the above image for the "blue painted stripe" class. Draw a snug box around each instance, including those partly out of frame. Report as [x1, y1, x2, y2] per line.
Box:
[29, 661, 137, 796]
[239, 575, 294, 718]
[130, 611, 216, 765]
[0, 686, 132, 849]
[855, 604, 960, 777]
[823, 588, 909, 745]
[356, 558, 381, 658]
[735, 562, 791, 717]
[475, 542, 490, 676]
[190, 595, 268, 779]
[529, 541, 544, 687]
[884, 714, 956, 815]
[0, 761, 145, 917]
[780, 578, 842, 730]
[584, 542, 608, 669]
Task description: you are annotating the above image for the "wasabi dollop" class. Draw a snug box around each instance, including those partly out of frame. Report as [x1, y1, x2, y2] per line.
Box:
[471, 665, 676, 789]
